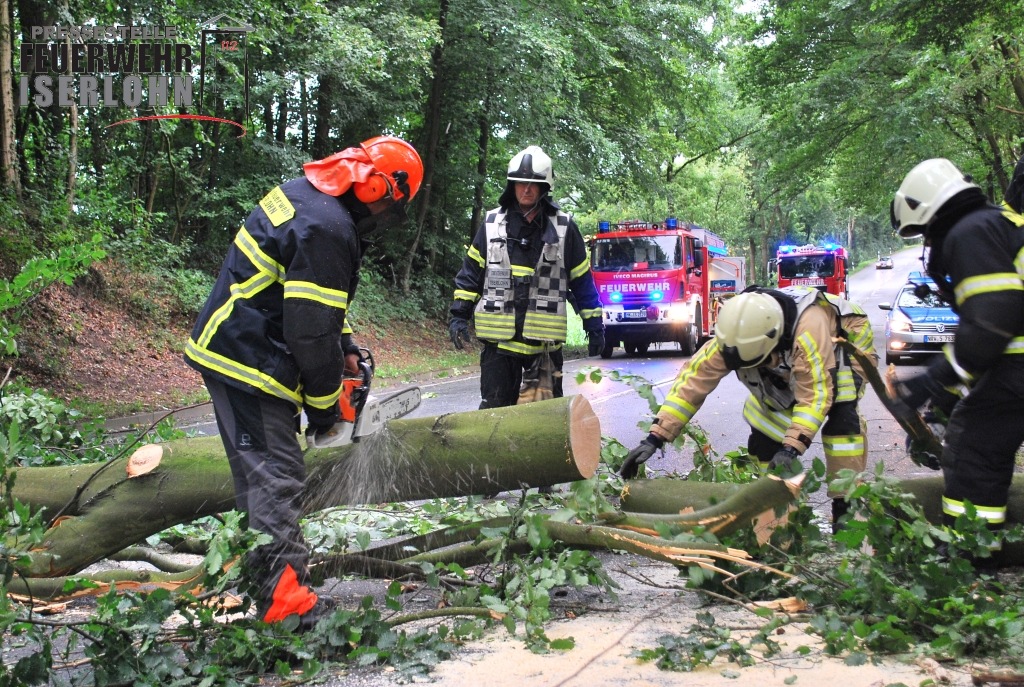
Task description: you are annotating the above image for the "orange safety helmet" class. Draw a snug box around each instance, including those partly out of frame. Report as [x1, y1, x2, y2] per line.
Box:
[303, 135, 424, 202]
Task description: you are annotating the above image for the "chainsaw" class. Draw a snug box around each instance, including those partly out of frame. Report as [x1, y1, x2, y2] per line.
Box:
[304, 348, 422, 449]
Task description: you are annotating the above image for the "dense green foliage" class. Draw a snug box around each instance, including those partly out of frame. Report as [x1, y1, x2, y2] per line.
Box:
[2, 0, 1020, 331]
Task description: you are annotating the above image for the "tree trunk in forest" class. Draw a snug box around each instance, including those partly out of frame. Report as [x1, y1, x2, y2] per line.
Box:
[10, 395, 601, 578]
[312, 73, 335, 159]
[401, 0, 450, 293]
[0, 0, 21, 194]
[469, 106, 491, 238]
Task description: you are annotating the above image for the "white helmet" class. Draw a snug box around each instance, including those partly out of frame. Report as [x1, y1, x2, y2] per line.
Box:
[715, 293, 784, 369]
[891, 158, 979, 239]
[507, 146, 554, 190]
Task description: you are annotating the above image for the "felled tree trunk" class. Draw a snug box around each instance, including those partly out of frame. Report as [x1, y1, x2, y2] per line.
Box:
[9, 395, 601, 578]
[622, 475, 1024, 565]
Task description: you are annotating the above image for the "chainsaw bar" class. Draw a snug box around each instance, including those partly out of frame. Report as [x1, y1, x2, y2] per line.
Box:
[352, 386, 422, 440]
[837, 339, 942, 470]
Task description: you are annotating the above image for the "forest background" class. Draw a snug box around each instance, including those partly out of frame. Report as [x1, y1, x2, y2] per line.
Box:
[2, 0, 1022, 394]
[1, 1, 1024, 684]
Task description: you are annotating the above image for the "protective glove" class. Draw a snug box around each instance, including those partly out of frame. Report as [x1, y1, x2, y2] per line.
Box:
[449, 318, 472, 350]
[767, 445, 802, 476]
[305, 421, 354, 450]
[892, 372, 939, 413]
[587, 329, 605, 357]
[620, 433, 664, 479]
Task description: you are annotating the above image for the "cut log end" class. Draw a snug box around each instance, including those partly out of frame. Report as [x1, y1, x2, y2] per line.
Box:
[568, 395, 601, 478]
[127, 444, 164, 477]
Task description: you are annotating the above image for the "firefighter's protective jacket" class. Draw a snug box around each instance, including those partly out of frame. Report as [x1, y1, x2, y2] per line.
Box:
[450, 197, 603, 356]
[923, 204, 1024, 391]
[185, 177, 359, 427]
[649, 288, 874, 454]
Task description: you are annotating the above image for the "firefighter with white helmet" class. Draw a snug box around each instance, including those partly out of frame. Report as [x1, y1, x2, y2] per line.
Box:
[186, 135, 424, 631]
[890, 158, 1024, 563]
[448, 145, 604, 408]
[622, 286, 877, 532]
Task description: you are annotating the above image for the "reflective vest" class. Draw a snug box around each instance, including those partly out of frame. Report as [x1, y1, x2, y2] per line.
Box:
[474, 209, 571, 343]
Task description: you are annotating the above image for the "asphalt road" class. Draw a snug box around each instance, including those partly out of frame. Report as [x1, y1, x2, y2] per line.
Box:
[148, 246, 938, 483]
[387, 246, 939, 482]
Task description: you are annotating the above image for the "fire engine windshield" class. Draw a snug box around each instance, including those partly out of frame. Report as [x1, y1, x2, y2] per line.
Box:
[779, 254, 836, 279]
[592, 236, 681, 272]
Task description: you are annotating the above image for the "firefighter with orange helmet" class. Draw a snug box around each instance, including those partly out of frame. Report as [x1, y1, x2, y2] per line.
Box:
[890, 158, 1024, 562]
[185, 135, 423, 631]
[621, 285, 876, 532]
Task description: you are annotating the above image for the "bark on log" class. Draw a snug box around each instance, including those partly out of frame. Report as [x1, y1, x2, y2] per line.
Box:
[9, 396, 601, 578]
[622, 475, 1024, 565]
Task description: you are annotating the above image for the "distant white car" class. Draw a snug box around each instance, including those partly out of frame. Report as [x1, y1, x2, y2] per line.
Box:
[875, 256, 894, 269]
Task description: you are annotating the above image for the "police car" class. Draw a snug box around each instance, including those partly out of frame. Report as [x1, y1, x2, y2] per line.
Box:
[878, 274, 959, 365]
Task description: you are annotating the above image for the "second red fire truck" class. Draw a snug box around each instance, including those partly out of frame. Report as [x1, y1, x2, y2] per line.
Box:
[589, 218, 745, 358]
[774, 243, 850, 298]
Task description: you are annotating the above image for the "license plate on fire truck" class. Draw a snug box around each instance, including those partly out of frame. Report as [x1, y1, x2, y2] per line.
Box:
[620, 309, 647, 321]
[925, 334, 955, 343]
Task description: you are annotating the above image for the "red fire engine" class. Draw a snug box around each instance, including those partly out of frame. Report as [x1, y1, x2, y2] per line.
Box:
[590, 218, 745, 358]
[775, 243, 849, 298]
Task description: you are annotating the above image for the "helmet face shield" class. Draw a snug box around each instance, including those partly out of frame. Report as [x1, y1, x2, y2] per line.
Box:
[507, 145, 554, 189]
[892, 158, 977, 239]
[714, 293, 784, 370]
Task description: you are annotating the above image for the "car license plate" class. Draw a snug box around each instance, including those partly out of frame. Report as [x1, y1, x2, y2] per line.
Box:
[621, 310, 647, 321]
[925, 334, 955, 343]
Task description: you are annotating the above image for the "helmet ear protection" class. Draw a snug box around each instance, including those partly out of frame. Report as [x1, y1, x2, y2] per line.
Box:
[354, 173, 392, 204]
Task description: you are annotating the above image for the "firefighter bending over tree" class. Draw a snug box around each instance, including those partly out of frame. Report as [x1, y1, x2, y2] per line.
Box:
[448, 145, 605, 408]
[890, 158, 1024, 564]
[621, 285, 877, 533]
[185, 136, 424, 631]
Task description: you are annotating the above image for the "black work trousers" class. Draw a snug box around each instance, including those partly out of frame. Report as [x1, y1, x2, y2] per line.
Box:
[204, 375, 311, 615]
[941, 356, 1024, 527]
[478, 343, 564, 408]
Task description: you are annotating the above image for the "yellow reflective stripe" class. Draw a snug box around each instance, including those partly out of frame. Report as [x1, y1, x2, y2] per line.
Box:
[283, 280, 348, 309]
[185, 339, 302, 404]
[661, 396, 698, 423]
[793, 331, 828, 432]
[467, 245, 484, 267]
[578, 307, 602, 319]
[569, 257, 590, 280]
[942, 496, 1006, 524]
[511, 265, 534, 277]
[454, 289, 480, 302]
[475, 312, 515, 340]
[1015, 245, 1024, 277]
[235, 227, 286, 281]
[195, 271, 277, 349]
[496, 340, 562, 355]
[742, 396, 789, 442]
[943, 345, 975, 385]
[523, 312, 567, 333]
[1006, 336, 1024, 354]
[848, 322, 874, 351]
[822, 434, 864, 458]
[835, 369, 857, 403]
[665, 338, 719, 403]
[305, 385, 343, 410]
[954, 272, 1023, 306]
[1002, 208, 1024, 227]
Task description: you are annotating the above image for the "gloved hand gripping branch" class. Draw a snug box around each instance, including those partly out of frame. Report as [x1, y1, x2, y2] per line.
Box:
[767, 445, 802, 476]
[620, 433, 665, 479]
